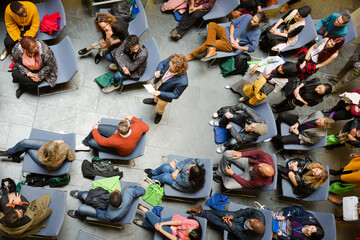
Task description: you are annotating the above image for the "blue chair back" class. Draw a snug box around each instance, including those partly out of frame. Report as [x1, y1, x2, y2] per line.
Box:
[202, 0, 240, 21]
[35, 0, 66, 40]
[129, 0, 148, 37]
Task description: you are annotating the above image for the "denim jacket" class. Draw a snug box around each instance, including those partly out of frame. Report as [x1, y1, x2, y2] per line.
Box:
[172, 158, 196, 192]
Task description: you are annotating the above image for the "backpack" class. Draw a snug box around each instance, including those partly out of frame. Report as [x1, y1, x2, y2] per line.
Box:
[228, 53, 251, 76]
[40, 12, 61, 34]
[92, 157, 115, 173]
[1, 178, 17, 195]
[142, 184, 164, 206]
[49, 174, 71, 187]
[110, 2, 133, 23]
[25, 174, 50, 187]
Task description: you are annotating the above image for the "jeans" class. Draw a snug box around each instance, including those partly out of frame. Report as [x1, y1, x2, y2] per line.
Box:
[105, 53, 131, 85]
[200, 209, 244, 233]
[82, 124, 119, 155]
[219, 114, 245, 149]
[151, 163, 175, 186]
[8, 139, 48, 167]
[75, 191, 98, 218]
[141, 211, 172, 234]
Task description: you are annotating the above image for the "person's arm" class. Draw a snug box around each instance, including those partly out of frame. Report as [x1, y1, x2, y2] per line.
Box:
[91, 129, 116, 147]
[24, 4, 40, 38]
[37, 42, 56, 81]
[130, 116, 150, 133]
[160, 220, 182, 226]
[65, 144, 76, 162]
[200, 0, 216, 11]
[316, 51, 339, 69]
[156, 57, 170, 72]
[156, 225, 177, 240]
[315, 13, 333, 32]
[229, 24, 236, 44]
[288, 171, 298, 187]
[159, 80, 188, 100]
[109, 38, 121, 47]
[293, 82, 308, 105]
[125, 51, 148, 72]
[4, 8, 21, 41]
[228, 126, 257, 144]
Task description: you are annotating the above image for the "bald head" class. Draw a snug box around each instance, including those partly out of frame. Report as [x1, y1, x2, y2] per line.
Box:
[250, 219, 265, 234]
[259, 163, 275, 177]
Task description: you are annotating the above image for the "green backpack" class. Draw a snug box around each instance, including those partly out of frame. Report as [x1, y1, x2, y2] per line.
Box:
[94, 72, 122, 88]
[49, 174, 71, 188]
[329, 182, 357, 194]
[142, 184, 164, 206]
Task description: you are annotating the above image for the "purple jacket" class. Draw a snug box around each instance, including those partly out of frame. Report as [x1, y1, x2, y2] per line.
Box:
[189, 0, 216, 11]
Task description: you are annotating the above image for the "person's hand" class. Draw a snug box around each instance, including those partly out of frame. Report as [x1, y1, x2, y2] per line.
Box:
[289, 123, 299, 132]
[125, 115, 133, 121]
[299, 61, 306, 70]
[8, 193, 15, 204]
[225, 112, 233, 119]
[13, 193, 22, 205]
[151, 91, 161, 97]
[99, 41, 107, 48]
[32, 75, 41, 82]
[223, 216, 233, 227]
[229, 36, 235, 44]
[222, 214, 234, 221]
[229, 150, 242, 159]
[171, 170, 179, 180]
[105, 29, 113, 39]
[226, 124, 232, 130]
[350, 128, 357, 136]
[277, 230, 283, 236]
[154, 223, 162, 231]
[92, 123, 99, 129]
[291, 163, 298, 172]
[250, 64, 259, 74]
[354, 106, 360, 113]
[270, 27, 277, 34]
[154, 71, 161, 78]
[169, 160, 176, 168]
[350, 153, 360, 158]
[230, 39, 240, 48]
[225, 165, 234, 175]
[257, 5, 262, 12]
[348, 134, 356, 142]
[277, 216, 285, 221]
[122, 67, 130, 75]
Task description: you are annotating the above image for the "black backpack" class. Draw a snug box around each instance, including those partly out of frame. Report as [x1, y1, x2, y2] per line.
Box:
[1, 178, 17, 195]
[227, 52, 252, 76]
[25, 174, 50, 187]
[110, 2, 133, 23]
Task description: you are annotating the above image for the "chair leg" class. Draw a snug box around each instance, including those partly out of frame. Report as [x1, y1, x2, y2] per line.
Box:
[118, 84, 125, 94]
[38, 78, 79, 97]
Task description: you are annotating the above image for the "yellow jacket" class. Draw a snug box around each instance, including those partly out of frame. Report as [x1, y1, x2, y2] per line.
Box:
[243, 76, 268, 105]
[5, 1, 40, 41]
[341, 157, 360, 184]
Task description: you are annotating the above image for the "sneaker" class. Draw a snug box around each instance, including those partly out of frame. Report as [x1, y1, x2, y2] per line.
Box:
[102, 84, 121, 93]
[75, 143, 91, 151]
[94, 53, 101, 64]
[70, 190, 80, 199]
[224, 85, 231, 89]
[239, 97, 246, 102]
[323, 74, 337, 83]
[212, 113, 218, 119]
[209, 120, 219, 127]
[213, 174, 222, 183]
[0, 150, 11, 157]
[0, 48, 8, 61]
[216, 146, 226, 154]
[109, 63, 117, 71]
[67, 210, 78, 219]
[171, 29, 182, 40]
[78, 48, 90, 55]
[144, 168, 153, 176]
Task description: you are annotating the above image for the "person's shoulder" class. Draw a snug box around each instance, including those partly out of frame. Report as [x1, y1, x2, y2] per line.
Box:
[23, 1, 37, 9]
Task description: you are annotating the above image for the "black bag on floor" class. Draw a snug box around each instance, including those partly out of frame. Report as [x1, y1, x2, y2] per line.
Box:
[81, 159, 123, 180]
[110, 2, 133, 23]
[25, 174, 50, 187]
[1, 178, 17, 195]
[227, 53, 252, 77]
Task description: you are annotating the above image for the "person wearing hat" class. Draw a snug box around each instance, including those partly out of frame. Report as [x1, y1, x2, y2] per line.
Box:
[274, 110, 335, 145]
[260, 6, 311, 54]
[209, 103, 268, 153]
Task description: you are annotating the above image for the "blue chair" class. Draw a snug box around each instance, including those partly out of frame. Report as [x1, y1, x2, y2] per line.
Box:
[37, 36, 79, 95]
[280, 123, 327, 150]
[269, 15, 317, 52]
[223, 202, 272, 240]
[35, 0, 66, 41]
[313, 10, 358, 45]
[262, 0, 288, 11]
[22, 128, 76, 176]
[119, 37, 162, 93]
[84, 177, 141, 228]
[281, 160, 330, 201]
[202, 0, 240, 22]
[308, 210, 336, 240]
[154, 207, 207, 240]
[20, 185, 66, 238]
[163, 155, 212, 202]
[98, 118, 147, 161]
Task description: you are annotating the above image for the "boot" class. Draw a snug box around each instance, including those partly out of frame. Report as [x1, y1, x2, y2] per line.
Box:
[187, 206, 202, 216]
[185, 53, 195, 61]
[0, 150, 11, 157]
[328, 195, 341, 205]
[201, 47, 217, 62]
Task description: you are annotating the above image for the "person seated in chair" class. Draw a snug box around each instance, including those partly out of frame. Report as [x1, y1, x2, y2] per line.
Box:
[67, 183, 145, 221]
[104, 35, 148, 93]
[185, 12, 269, 62]
[11, 36, 57, 98]
[188, 206, 265, 240]
[134, 204, 202, 240]
[76, 115, 149, 155]
[274, 205, 325, 240]
[326, 117, 360, 149]
[274, 111, 335, 145]
[278, 159, 328, 198]
[1, 1, 39, 61]
[209, 103, 268, 153]
[315, 13, 350, 41]
[0, 138, 75, 170]
[144, 158, 205, 192]
[0, 192, 30, 227]
[213, 149, 275, 190]
[78, 13, 129, 64]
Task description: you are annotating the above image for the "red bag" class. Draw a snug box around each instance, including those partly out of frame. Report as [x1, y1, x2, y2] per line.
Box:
[40, 12, 61, 35]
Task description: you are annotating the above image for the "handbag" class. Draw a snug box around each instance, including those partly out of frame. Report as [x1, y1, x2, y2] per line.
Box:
[139, 177, 161, 190]
[329, 182, 357, 194]
[327, 134, 340, 146]
[142, 184, 164, 206]
[343, 196, 359, 221]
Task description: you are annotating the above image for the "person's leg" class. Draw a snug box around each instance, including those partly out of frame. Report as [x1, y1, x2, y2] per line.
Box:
[276, 113, 299, 132]
[200, 210, 235, 231]
[154, 97, 168, 115]
[8, 139, 48, 157]
[144, 211, 172, 234]
[287, 0, 300, 5]
[151, 173, 175, 186]
[274, 98, 296, 113]
[78, 191, 89, 202]
[12, 69, 41, 92]
[218, 115, 231, 128]
[176, 9, 208, 36]
[333, 60, 355, 81]
[238, 0, 257, 10]
[27, 149, 46, 168]
[105, 53, 113, 62]
[86, 139, 119, 154]
[76, 204, 98, 218]
[332, 110, 353, 121]
[82, 124, 117, 146]
[332, 66, 360, 93]
[3, 33, 17, 53]
[228, 114, 246, 128]
[223, 138, 238, 149]
[216, 150, 234, 176]
[151, 163, 172, 175]
[277, 134, 300, 144]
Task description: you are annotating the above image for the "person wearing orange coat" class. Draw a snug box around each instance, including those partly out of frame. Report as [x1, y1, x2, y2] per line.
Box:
[330, 153, 360, 185]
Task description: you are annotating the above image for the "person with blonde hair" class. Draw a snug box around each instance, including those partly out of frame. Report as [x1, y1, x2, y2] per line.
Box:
[78, 13, 129, 64]
[278, 158, 328, 198]
[143, 54, 189, 124]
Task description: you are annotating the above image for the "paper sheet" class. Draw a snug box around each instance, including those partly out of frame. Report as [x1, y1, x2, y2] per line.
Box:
[143, 84, 155, 93]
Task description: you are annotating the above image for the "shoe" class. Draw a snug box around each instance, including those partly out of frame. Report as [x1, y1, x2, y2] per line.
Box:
[328, 195, 341, 205]
[102, 84, 121, 93]
[154, 113, 162, 124]
[109, 63, 117, 71]
[280, 3, 288, 13]
[144, 168, 153, 176]
[209, 120, 219, 127]
[239, 97, 246, 102]
[185, 53, 195, 61]
[15, 87, 25, 99]
[213, 174, 222, 183]
[67, 210, 77, 219]
[0, 150, 11, 157]
[271, 104, 278, 113]
[187, 206, 202, 216]
[75, 143, 91, 151]
[78, 48, 90, 55]
[212, 164, 219, 171]
[171, 29, 182, 40]
[216, 146, 226, 154]
[143, 98, 156, 105]
[224, 85, 231, 89]
[200, 47, 217, 62]
[94, 53, 101, 64]
[0, 48, 8, 61]
[212, 113, 218, 119]
[323, 74, 337, 83]
[70, 190, 80, 199]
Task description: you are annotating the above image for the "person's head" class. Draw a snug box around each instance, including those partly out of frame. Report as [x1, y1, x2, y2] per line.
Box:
[258, 163, 275, 178]
[20, 37, 38, 54]
[303, 224, 325, 240]
[109, 189, 122, 208]
[314, 83, 332, 95]
[249, 218, 265, 235]
[278, 62, 297, 75]
[334, 14, 350, 27]
[189, 160, 205, 191]
[126, 35, 140, 53]
[250, 12, 269, 27]
[117, 120, 131, 135]
[187, 216, 202, 240]
[94, 13, 117, 33]
[3, 209, 23, 227]
[318, 35, 344, 63]
[302, 162, 328, 189]
[296, 6, 311, 19]
[246, 123, 268, 136]
[169, 54, 188, 76]
[42, 141, 61, 163]
[10, 1, 26, 17]
[315, 117, 335, 128]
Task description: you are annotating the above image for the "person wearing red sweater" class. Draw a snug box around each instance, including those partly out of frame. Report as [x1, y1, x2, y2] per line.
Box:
[76, 115, 149, 155]
[213, 149, 275, 190]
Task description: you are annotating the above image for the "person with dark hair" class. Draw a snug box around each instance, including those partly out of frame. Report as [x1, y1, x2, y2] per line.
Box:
[104, 35, 148, 93]
[0, 138, 75, 170]
[170, 0, 216, 40]
[315, 13, 350, 41]
[11, 36, 57, 98]
[272, 78, 332, 113]
[1, 1, 39, 61]
[274, 205, 325, 240]
[237, 0, 267, 13]
[278, 159, 328, 198]
[134, 204, 202, 240]
[260, 6, 311, 53]
[274, 111, 335, 145]
[326, 117, 360, 149]
[322, 89, 360, 120]
[75, 115, 149, 155]
[185, 12, 269, 62]
[145, 158, 205, 192]
[78, 13, 129, 64]
[143, 54, 189, 124]
[0, 192, 30, 228]
[67, 185, 145, 221]
[188, 206, 265, 240]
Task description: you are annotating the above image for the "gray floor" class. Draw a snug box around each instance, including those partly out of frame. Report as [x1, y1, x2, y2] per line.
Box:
[0, 0, 359, 239]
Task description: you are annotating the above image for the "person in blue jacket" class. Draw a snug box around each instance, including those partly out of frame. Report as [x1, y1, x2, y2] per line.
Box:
[143, 54, 189, 124]
[315, 13, 350, 41]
